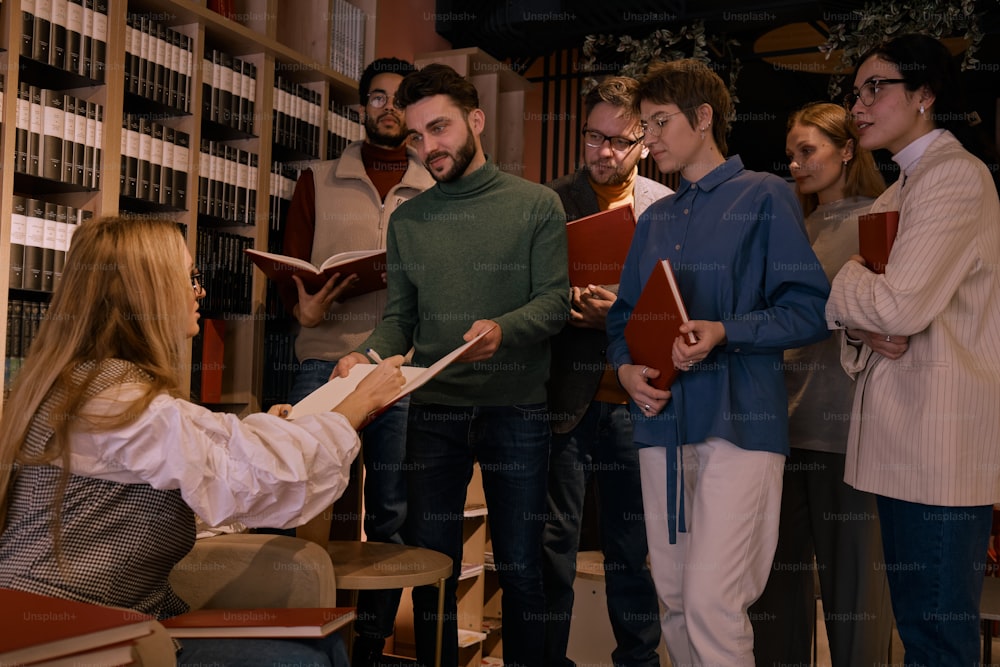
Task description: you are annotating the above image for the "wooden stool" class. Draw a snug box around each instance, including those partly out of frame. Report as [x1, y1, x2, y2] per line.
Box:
[327, 541, 452, 667]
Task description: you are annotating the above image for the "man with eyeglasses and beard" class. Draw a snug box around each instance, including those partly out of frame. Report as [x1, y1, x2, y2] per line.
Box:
[541, 76, 670, 667]
[278, 56, 434, 667]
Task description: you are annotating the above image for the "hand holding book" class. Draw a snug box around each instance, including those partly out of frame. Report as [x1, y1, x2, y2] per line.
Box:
[245, 247, 386, 299]
[292, 271, 360, 328]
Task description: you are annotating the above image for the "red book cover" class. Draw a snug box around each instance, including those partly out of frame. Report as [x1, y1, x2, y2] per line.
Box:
[566, 205, 636, 286]
[200, 318, 225, 404]
[161, 606, 355, 638]
[858, 210, 899, 274]
[0, 588, 156, 665]
[623, 259, 696, 390]
[245, 248, 387, 299]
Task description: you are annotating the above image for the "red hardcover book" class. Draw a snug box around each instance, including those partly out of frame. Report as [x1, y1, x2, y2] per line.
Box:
[161, 606, 355, 638]
[858, 210, 899, 274]
[0, 588, 156, 665]
[200, 318, 225, 403]
[623, 259, 696, 390]
[245, 247, 387, 299]
[566, 205, 636, 286]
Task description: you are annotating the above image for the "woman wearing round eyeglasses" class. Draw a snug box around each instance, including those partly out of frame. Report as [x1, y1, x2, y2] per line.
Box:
[0, 216, 406, 666]
[825, 33, 1000, 666]
[606, 59, 830, 666]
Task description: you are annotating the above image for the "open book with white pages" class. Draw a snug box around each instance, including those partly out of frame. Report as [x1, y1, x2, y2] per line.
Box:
[289, 326, 496, 420]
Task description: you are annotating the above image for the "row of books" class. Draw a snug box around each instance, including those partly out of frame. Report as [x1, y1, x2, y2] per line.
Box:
[261, 160, 299, 407]
[120, 113, 191, 209]
[126, 12, 195, 113]
[203, 49, 258, 135]
[329, 0, 366, 82]
[197, 139, 259, 224]
[14, 83, 104, 188]
[263, 161, 299, 321]
[262, 330, 297, 410]
[8, 195, 94, 292]
[327, 101, 364, 160]
[195, 227, 254, 315]
[267, 161, 300, 237]
[5, 299, 48, 392]
[273, 75, 322, 158]
[21, 0, 109, 82]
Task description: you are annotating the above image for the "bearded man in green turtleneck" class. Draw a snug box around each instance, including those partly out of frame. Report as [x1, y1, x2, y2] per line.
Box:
[334, 63, 569, 667]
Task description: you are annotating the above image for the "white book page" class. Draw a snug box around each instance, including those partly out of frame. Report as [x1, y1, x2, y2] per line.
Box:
[289, 327, 495, 419]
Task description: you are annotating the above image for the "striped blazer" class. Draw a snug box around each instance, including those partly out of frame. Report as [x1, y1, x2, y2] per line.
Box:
[825, 131, 1000, 506]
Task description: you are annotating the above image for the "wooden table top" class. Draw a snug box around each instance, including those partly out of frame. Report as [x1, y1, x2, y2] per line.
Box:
[326, 541, 453, 590]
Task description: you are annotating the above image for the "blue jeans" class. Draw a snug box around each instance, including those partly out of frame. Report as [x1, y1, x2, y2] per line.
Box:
[404, 402, 550, 667]
[289, 359, 409, 639]
[542, 401, 660, 667]
[177, 633, 347, 666]
[876, 495, 992, 667]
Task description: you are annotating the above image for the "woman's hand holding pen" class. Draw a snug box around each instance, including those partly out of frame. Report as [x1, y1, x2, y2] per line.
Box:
[332, 355, 406, 430]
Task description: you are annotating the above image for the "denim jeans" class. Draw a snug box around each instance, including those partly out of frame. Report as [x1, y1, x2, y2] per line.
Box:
[542, 401, 660, 667]
[404, 402, 550, 667]
[289, 359, 409, 640]
[177, 633, 348, 666]
[876, 495, 992, 667]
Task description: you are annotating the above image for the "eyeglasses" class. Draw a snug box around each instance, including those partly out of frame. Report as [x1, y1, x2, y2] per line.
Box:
[843, 79, 906, 109]
[581, 128, 644, 152]
[367, 92, 393, 109]
[640, 108, 694, 138]
[190, 271, 204, 294]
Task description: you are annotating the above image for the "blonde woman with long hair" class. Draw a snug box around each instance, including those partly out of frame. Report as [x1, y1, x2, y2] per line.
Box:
[751, 102, 893, 667]
[0, 216, 404, 666]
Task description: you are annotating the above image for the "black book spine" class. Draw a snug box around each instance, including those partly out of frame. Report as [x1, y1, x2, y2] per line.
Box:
[21, 6, 35, 59]
[175, 130, 189, 210]
[9, 196, 28, 290]
[92, 0, 107, 82]
[50, 0, 67, 70]
[32, 0, 51, 64]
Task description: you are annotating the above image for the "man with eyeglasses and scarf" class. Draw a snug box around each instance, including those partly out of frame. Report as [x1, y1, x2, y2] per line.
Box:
[278, 56, 434, 667]
[541, 76, 671, 667]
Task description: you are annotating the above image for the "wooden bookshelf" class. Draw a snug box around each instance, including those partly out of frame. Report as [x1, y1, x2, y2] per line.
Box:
[0, 0, 372, 411]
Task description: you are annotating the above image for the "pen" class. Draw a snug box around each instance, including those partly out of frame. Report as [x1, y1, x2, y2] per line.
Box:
[365, 348, 384, 363]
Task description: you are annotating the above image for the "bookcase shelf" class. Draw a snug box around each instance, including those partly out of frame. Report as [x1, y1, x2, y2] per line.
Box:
[0, 0, 373, 409]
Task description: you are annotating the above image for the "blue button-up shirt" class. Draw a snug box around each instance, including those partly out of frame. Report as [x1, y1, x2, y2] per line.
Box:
[607, 156, 830, 539]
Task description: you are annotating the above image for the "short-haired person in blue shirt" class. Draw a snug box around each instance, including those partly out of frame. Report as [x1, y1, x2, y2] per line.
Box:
[606, 59, 831, 666]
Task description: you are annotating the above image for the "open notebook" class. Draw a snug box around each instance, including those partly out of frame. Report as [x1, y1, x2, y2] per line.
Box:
[289, 326, 496, 420]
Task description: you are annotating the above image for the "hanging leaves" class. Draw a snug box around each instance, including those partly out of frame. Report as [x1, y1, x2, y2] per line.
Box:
[578, 20, 742, 103]
[820, 0, 998, 99]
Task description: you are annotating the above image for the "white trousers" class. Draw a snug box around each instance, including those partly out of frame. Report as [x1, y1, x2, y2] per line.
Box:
[639, 438, 784, 667]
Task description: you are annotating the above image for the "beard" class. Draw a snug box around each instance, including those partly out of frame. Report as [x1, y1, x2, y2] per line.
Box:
[424, 125, 477, 183]
[586, 153, 640, 186]
[364, 111, 408, 149]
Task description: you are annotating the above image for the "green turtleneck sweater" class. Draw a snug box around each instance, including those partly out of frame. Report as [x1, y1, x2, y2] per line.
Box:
[359, 159, 569, 405]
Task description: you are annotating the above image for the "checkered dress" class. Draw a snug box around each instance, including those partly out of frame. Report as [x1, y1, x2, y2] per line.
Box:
[0, 360, 196, 619]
